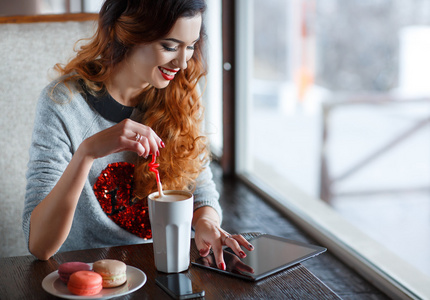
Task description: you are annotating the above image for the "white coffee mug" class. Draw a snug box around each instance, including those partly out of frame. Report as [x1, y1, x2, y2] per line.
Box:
[148, 190, 194, 273]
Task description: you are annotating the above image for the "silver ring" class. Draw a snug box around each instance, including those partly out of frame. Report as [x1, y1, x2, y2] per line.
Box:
[135, 133, 142, 142]
[223, 234, 233, 244]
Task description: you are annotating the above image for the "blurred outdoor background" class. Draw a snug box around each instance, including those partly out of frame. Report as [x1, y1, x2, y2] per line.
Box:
[245, 0, 430, 277]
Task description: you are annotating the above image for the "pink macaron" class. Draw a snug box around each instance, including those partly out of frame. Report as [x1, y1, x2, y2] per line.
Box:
[58, 262, 91, 284]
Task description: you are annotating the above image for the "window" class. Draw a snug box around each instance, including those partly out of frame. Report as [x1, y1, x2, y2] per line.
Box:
[235, 0, 430, 298]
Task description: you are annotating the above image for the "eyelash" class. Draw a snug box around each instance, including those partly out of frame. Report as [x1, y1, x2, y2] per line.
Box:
[162, 45, 176, 52]
[162, 44, 195, 52]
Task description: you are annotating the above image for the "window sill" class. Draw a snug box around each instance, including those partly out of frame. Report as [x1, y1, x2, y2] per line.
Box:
[238, 170, 430, 300]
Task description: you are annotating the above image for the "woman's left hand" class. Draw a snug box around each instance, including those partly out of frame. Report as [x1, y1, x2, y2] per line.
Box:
[193, 208, 254, 270]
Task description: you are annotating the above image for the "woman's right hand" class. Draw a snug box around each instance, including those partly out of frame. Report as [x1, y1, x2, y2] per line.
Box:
[28, 118, 163, 260]
[81, 118, 164, 159]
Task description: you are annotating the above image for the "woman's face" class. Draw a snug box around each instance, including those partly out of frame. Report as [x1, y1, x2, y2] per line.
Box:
[125, 14, 202, 89]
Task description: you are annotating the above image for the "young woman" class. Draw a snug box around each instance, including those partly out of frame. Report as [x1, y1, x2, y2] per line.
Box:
[23, 0, 252, 270]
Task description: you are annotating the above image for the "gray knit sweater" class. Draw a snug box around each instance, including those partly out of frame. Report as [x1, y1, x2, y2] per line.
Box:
[23, 79, 221, 254]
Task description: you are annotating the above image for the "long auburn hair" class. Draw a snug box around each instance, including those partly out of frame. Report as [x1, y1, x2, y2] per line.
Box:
[55, 0, 209, 198]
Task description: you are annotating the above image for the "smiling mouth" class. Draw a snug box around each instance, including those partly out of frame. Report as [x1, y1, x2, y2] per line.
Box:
[159, 67, 179, 80]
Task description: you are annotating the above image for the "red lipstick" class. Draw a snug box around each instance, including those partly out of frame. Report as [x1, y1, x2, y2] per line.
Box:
[159, 67, 179, 81]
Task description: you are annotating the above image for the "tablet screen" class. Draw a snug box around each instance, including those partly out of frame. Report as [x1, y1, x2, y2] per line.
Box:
[192, 234, 326, 281]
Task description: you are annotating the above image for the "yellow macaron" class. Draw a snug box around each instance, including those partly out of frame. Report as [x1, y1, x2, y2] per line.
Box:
[92, 259, 127, 288]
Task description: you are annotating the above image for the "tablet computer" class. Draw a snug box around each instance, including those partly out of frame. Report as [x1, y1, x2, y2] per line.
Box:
[191, 234, 326, 281]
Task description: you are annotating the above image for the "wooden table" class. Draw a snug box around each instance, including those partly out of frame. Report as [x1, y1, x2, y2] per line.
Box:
[0, 233, 341, 299]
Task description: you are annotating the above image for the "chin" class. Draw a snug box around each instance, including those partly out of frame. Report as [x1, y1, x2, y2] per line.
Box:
[152, 81, 171, 90]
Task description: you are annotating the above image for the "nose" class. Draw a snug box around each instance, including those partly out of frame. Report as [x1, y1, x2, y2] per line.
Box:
[173, 49, 188, 70]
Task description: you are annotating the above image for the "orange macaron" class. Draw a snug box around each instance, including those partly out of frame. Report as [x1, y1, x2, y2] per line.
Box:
[93, 259, 127, 288]
[67, 270, 103, 296]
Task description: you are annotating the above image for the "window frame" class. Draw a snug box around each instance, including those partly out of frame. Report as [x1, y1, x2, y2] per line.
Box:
[219, 0, 237, 174]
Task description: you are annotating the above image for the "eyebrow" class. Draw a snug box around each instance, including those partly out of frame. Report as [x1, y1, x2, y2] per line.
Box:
[162, 37, 200, 44]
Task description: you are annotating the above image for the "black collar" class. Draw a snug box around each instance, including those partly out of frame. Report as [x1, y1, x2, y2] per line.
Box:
[81, 83, 134, 123]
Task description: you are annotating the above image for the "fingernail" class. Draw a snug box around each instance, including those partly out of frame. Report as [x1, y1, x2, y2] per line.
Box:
[199, 249, 206, 256]
[249, 244, 254, 250]
[219, 262, 226, 270]
[160, 141, 165, 148]
[156, 150, 160, 157]
[239, 251, 246, 258]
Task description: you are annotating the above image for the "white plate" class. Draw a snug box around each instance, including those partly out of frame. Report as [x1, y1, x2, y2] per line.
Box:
[42, 263, 146, 299]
